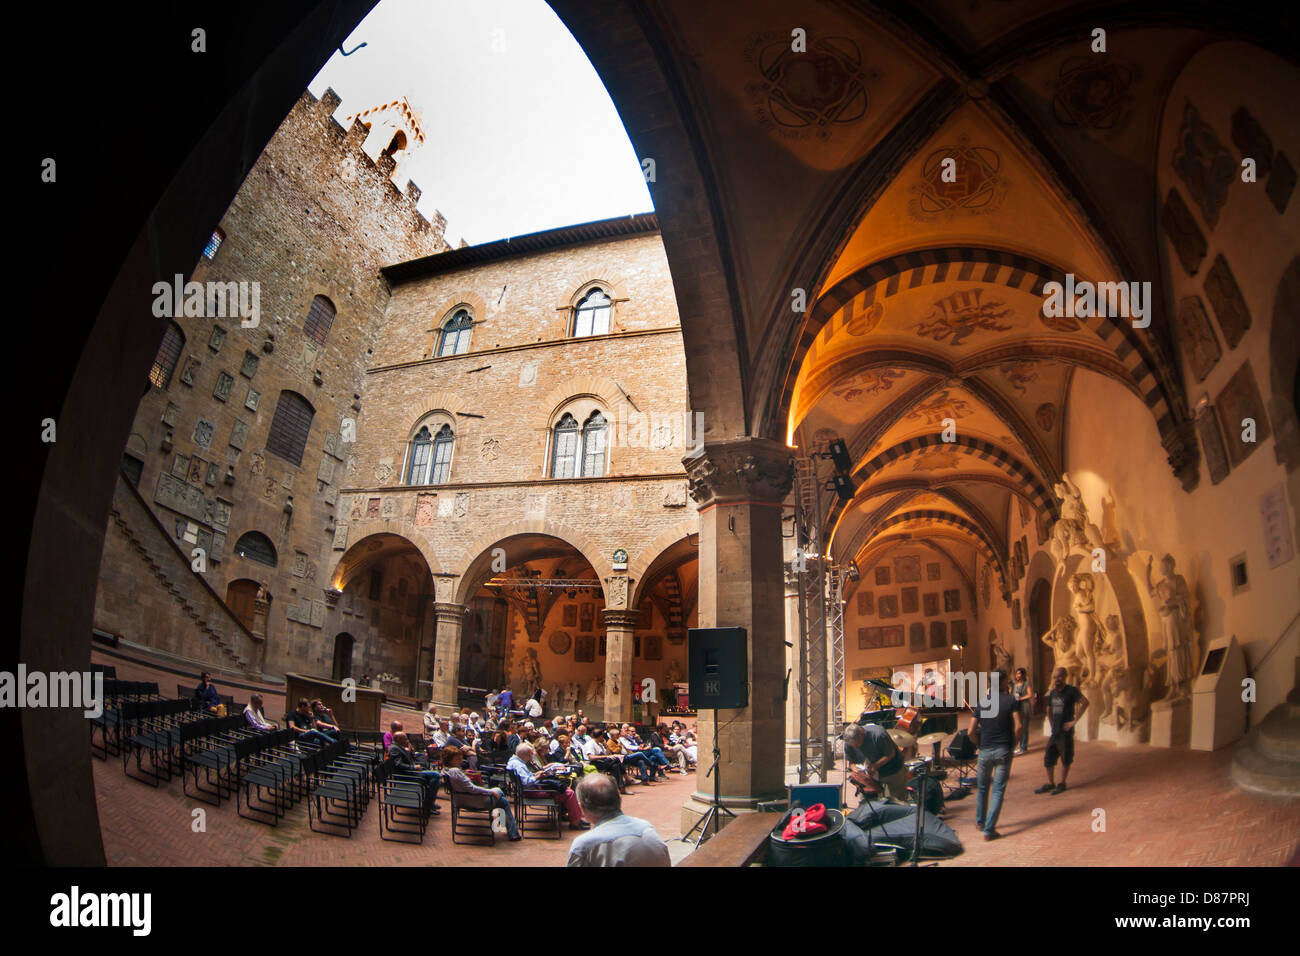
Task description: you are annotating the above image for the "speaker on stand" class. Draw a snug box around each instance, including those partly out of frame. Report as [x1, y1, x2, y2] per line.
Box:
[683, 627, 748, 846]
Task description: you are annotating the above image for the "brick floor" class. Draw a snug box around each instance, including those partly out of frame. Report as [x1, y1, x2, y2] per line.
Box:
[93, 647, 1298, 866]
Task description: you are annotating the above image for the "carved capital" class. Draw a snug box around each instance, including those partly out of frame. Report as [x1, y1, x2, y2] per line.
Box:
[323, 588, 342, 609]
[433, 602, 465, 627]
[603, 574, 631, 609]
[684, 437, 795, 507]
[1162, 419, 1200, 492]
[602, 608, 640, 631]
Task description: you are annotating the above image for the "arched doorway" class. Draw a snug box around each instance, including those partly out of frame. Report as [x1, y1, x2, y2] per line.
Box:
[1028, 578, 1053, 714]
[225, 579, 268, 639]
[460, 597, 508, 700]
[331, 632, 355, 682]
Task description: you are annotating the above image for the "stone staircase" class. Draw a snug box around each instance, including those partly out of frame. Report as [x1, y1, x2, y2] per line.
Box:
[1231, 656, 1300, 797]
[100, 474, 261, 677]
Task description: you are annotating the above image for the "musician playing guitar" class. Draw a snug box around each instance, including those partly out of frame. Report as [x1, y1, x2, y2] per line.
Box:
[843, 723, 909, 803]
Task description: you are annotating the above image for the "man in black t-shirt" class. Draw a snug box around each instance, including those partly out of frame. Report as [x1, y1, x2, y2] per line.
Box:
[1035, 667, 1089, 795]
[970, 669, 1022, 841]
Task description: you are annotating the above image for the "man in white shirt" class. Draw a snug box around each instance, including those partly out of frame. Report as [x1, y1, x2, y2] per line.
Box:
[242, 694, 276, 732]
[431, 719, 450, 749]
[567, 773, 671, 867]
[524, 696, 543, 719]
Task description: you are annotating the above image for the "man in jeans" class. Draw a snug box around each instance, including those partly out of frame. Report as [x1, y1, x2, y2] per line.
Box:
[971, 669, 1023, 841]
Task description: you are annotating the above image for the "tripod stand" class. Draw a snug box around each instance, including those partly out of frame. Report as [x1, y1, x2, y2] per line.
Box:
[683, 708, 733, 845]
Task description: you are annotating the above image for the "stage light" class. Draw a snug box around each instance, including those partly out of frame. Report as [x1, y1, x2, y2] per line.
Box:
[846, 561, 860, 582]
[828, 437, 852, 474]
[832, 472, 855, 504]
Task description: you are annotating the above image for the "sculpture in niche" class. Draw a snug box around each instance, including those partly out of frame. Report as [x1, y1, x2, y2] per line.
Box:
[1041, 614, 1083, 686]
[666, 658, 684, 687]
[1069, 572, 1103, 687]
[1049, 472, 1103, 563]
[586, 675, 603, 706]
[1095, 613, 1129, 722]
[1147, 554, 1196, 700]
[520, 647, 543, 694]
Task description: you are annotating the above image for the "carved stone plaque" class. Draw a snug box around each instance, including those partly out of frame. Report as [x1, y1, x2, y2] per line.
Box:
[155, 472, 208, 523]
[213, 371, 234, 403]
[1216, 361, 1272, 466]
[240, 350, 259, 378]
[1204, 255, 1251, 349]
[171, 453, 190, 479]
[1161, 188, 1207, 275]
[193, 418, 215, 449]
[1175, 296, 1222, 383]
[316, 457, 335, 485]
[454, 492, 469, 517]
[333, 522, 349, 550]
[1196, 405, 1230, 485]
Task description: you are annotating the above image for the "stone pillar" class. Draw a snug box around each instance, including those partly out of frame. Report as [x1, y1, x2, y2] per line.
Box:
[431, 601, 465, 710]
[603, 609, 638, 723]
[681, 437, 794, 832]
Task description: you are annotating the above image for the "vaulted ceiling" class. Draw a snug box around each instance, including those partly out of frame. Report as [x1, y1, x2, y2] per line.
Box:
[550, 0, 1295, 597]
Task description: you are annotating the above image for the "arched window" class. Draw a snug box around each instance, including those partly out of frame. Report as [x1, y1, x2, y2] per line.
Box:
[437, 309, 473, 356]
[581, 411, 607, 477]
[304, 295, 336, 346]
[572, 288, 611, 337]
[406, 426, 432, 484]
[233, 532, 277, 568]
[430, 424, 455, 483]
[149, 322, 185, 390]
[266, 390, 315, 466]
[550, 413, 580, 478]
[405, 423, 455, 484]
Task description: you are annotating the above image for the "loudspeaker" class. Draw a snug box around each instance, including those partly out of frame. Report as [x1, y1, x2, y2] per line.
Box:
[945, 729, 976, 760]
[688, 627, 748, 709]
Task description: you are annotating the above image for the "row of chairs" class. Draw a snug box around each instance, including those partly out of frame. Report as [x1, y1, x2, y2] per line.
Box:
[91, 681, 170, 760]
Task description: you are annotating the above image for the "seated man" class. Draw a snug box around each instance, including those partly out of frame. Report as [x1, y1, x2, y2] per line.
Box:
[430, 719, 450, 749]
[661, 724, 692, 775]
[575, 725, 626, 789]
[606, 728, 655, 784]
[567, 773, 671, 867]
[287, 698, 335, 748]
[621, 724, 671, 780]
[242, 693, 276, 732]
[506, 743, 589, 830]
[387, 731, 442, 815]
[310, 700, 341, 740]
[441, 743, 520, 840]
[194, 672, 225, 716]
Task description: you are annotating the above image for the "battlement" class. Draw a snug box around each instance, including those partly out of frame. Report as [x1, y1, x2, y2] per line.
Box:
[288, 87, 450, 253]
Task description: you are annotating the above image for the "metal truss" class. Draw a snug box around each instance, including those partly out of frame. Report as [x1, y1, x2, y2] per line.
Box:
[793, 457, 830, 783]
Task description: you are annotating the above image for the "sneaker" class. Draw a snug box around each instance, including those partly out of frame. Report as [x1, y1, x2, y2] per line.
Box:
[983, 830, 1001, 841]
[1034, 783, 1055, 794]
[1052, 782, 1067, 794]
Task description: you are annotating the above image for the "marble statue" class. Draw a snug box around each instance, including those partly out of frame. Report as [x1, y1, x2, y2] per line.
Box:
[1041, 614, 1084, 686]
[1095, 613, 1129, 721]
[521, 647, 543, 694]
[1147, 553, 1195, 700]
[1050, 472, 1104, 562]
[1069, 572, 1103, 686]
[549, 682, 561, 712]
[989, 633, 1013, 674]
[586, 675, 603, 707]
[665, 658, 684, 687]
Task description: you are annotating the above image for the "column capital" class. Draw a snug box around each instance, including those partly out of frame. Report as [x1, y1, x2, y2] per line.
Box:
[433, 601, 465, 625]
[684, 437, 795, 507]
[1162, 418, 1200, 492]
[602, 608, 640, 630]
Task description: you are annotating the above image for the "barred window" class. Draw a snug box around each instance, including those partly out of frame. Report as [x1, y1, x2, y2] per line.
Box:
[437, 309, 473, 356]
[234, 531, 277, 567]
[572, 288, 611, 337]
[203, 229, 224, 260]
[550, 413, 579, 478]
[304, 295, 336, 346]
[581, 411, 607, 476]
[149, 322, 185, 390]
[266, 391, 315, 467]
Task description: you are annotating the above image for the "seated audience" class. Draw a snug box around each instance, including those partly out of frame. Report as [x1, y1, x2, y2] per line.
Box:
[423, 703, 439, 738]
[441, 743, 520, 840]
[194, 671, 225, 716]
[287, 698, 335, 747]
[382, 720, 403, 751]
[621, 724, 671, 780]
[311, 700, 341, 739]
[387, 731, 442, 814]
[506, 743, 588, 830]
[566, 773, 671, 867]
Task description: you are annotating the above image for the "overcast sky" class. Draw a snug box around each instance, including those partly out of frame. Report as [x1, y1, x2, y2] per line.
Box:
[308, 0, 653, 246]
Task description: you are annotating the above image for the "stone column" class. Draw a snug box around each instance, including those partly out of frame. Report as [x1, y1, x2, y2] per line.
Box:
[681, 437, 794, 832]
[603, 609, 638, 723]
[431, 601, 465, 710]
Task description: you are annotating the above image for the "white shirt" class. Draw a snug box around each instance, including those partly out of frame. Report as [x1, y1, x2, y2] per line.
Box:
[567, 814, 671, 867]
[525, 699, 543, 718]
[575, 735, 602, 758]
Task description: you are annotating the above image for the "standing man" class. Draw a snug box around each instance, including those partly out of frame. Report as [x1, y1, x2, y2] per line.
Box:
[1036, 667, 1088, 794]
[567, 773, 671, 867]
[971, 669, 1022, 841]
[843, 722, 908, 803]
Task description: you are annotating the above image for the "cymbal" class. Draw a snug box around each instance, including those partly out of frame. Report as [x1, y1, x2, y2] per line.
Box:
[917, 732, 948, 746]
[865, 678, 894, 691]
[888, 729, 916, 748]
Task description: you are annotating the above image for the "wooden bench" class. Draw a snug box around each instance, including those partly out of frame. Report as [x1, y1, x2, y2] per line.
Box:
[677, 812, 775, 867]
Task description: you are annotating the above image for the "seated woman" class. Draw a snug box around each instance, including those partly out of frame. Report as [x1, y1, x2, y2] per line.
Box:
[387, 731, 442, 815]
[441, 743, 520, 841]
[505, 743, 589, 830]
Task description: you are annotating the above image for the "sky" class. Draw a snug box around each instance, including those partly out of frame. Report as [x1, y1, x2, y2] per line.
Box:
[308, 0, 654, 246]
